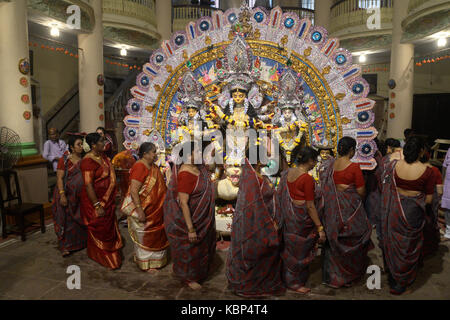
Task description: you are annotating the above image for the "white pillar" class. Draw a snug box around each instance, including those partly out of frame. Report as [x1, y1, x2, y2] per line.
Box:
[0, 0, 36, 155]
[387, 0, 414, 140]
[78, 0, 104, 133]
[155, 0, 172, 42]
[314, 0, 332, 28]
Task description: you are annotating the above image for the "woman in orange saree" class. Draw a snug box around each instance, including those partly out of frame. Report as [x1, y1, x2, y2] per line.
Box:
[121, 143, 169, 271]
[80, 133, 123, 269]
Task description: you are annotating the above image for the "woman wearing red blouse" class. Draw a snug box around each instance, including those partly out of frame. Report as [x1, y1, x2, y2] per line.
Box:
[279, 146, 326, 294]
[80, 133, 123, 269]
[319, 137, 373, 289]
[163, 142, 216, 290]
[380, 136, 435, 295]
[121, 142, 169, 272]
[52, 135, 87, 257]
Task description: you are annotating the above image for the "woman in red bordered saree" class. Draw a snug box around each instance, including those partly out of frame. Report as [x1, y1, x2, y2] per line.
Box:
[80, 133, 123, 269]
[380, 137, 435, 295]
[121, 142, 169, 272]
[319, 137, 373, 289]
[226, 155, 285, 298]
[52, 135, 87, 257]
[278, 146, 326, 294]
[163, 142, 216, 290]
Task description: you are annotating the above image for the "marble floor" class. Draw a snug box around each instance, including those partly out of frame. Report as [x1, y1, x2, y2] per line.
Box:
[0, 221, 449, 300]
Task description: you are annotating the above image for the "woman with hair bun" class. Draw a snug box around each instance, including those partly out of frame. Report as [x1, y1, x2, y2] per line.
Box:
[380, 136, 435, 295]
[80, 132, 123, 269]
[278, 146, 326, 294]
[319, 136, 373, 289]
[121, 142, 169, 272]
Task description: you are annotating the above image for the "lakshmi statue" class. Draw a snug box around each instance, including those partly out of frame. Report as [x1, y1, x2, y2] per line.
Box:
[171, 72, 207, 145]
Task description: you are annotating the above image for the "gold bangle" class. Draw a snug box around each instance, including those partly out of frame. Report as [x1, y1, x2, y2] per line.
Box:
[135, 204, 142, 209]
[59, 190, 65, 194]
[188, 228, 195, 233]
[317, 225, 324, 233]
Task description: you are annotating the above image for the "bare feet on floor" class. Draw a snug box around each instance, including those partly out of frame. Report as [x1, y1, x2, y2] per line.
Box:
[62, 250, 70, 257]
[291, 287, 311, 295]
[147, 268, 159, 274]
[187, 281, 202, 290]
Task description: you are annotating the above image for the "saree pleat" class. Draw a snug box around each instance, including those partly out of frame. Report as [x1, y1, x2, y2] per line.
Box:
[422, 188, 440, 257]
[278, 171, 319, 290]
[226, 159, 285, 296]
[80, 156, 123, 269]
[380, 160, 426, 288]
[122, 164, 169, 270]
[320, 159, 373, 288]
[163, 165, 216, 283]
[52, 159, 87, 252]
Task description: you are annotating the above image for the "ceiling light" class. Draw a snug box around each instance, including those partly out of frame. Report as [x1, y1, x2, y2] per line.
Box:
[359, 54, 367, 63]
[50, 26, 60, 37]
[120, 47, 127, 56]
[438, 37, 447, 47]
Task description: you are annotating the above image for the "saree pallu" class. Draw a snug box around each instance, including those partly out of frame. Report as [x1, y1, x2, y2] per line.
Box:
[320, 159, 373, 288]
[163, 165, 216, 283]
[80, 156, 123, 269]
[278, 171, 319, 290]
[423, 188, 441, 257]
[121, 165, 169, 270]
[52, 159, 87, 252]
[380, 160, 425, 288]
[226, 159, 285, 297]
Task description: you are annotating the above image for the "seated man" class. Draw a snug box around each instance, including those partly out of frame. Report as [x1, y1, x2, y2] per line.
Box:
[43, 128, 67, 172]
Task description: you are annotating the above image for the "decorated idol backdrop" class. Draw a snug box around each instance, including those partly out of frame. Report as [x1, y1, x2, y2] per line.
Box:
[123, 3, 378, 170]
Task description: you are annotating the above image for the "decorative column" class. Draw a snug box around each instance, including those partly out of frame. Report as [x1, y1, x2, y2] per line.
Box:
[0, 0, 37, 156]
[314, 0, 332, 28]
[387, 0, 414, 139]
[155, 0, 172, 42]
[78, 0, 104, 133]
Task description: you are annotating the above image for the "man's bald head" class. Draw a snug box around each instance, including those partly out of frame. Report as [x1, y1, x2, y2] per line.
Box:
[48, 128, 59, 141]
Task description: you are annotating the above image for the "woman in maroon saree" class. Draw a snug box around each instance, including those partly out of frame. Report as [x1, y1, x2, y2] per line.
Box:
[52, 135, 87, 256]
[80, 133, 123, 269]
[278, 146, 326, 294]
[319, 137, 373, 288]
[163, 142, 216, 290]
[380, 137, 435, 294]
[226, 152, 285, 297]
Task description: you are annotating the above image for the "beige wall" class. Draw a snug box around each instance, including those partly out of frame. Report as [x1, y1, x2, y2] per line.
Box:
[31, 46, 78, 114]
[363, 59, 450, 99]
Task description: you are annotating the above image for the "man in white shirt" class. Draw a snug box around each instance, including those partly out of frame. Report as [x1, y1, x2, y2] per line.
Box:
[42, 128, 67, 171]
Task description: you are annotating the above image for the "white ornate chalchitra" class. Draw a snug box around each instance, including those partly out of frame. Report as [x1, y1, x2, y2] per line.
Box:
[123, 0, 378, 170]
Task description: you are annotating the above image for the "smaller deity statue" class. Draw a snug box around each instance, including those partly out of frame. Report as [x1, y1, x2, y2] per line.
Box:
[272, 70, 309, 163]
[309, 146, 334, 183]
[171, 71, 207, 145]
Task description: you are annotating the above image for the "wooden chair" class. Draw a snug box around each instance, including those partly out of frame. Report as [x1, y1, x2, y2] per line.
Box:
[431, 139, 450, 167]
[0, 170, 45, 241]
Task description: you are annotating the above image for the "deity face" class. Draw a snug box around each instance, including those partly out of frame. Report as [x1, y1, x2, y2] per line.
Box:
[232, 91, 246, 105]
[224, 164, 242, 187]
[187, 107, 198, 119]
[320, 149, 331, 160]
[282, 108, 294, 121]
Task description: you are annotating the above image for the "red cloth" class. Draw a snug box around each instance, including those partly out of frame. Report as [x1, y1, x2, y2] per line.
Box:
[57, 157, 66, 170]
[431, 166, 443, 185]
[287, 173, 315, 201]
[129, 162, 149, 183]
[80, 155, 123, 269]
[177, 171, 198, 194]
[333, 163, 365, 188]
[394, 167, 435, 195]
